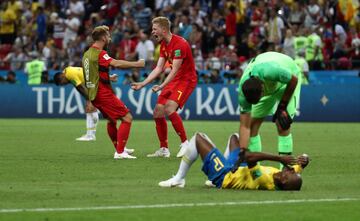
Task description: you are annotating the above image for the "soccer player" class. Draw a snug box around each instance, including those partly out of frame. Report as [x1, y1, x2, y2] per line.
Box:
[83, 25, 145, 159]
[131, 17, 197, 158]
[54, 67, 99, 141]
[158, 132, 309, 190]
[238, 52, 302, 168]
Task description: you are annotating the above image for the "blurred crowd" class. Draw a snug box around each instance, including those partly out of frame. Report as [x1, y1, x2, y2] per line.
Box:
[0, 0, 360, 85]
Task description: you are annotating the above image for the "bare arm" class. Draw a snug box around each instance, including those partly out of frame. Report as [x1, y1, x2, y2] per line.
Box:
[157, 58, 182, 89]
[131, 57, 165, 90]
[245, 151, 296, 168]
[239, 112, 251, 149]
[75, 84, 89, 100]
[110, 59, 145, 69]
[280, 75, 298, 106]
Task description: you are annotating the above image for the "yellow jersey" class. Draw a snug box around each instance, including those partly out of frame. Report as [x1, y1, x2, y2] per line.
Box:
[64, 67, 84, 87]
[222, 164, 303, 190]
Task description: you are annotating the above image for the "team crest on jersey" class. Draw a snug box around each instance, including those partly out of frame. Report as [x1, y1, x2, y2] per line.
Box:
[103, 54, 111, 60]
[174, 49, 181, 57]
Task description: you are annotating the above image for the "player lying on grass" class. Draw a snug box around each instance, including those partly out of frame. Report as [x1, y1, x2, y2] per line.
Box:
[159, 133, 309, 190]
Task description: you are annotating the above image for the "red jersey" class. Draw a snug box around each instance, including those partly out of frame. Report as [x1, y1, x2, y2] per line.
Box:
[159, 34, 197, 86]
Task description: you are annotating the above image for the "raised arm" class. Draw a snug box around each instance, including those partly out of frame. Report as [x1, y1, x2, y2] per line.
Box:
[131, 57, 165, 90]
[110, 59, 145, 69]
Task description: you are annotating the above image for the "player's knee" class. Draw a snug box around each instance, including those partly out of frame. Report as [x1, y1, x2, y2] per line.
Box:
[229, 134, 240, 151]
[164, 102, 177, 116]
[153, 105, 165, 118]
[123, 112, 133, 123]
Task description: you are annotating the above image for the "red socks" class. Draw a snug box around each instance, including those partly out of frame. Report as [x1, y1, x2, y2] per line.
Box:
[155, 117, 168, 148]
[107, 121, 117, 148]
[117, 121, 131, 153]
[168, 112, 187, 143]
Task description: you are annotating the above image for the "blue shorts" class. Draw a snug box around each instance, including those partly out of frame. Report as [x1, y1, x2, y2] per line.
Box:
[228, 148, 248, 167]
[201, 148, 232, 188]
[202, 148, 248, 188]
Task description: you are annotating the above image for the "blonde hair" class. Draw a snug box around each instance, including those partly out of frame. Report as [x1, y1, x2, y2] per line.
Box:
[152, 17, 171, 30]
[92, 25, 109, 41]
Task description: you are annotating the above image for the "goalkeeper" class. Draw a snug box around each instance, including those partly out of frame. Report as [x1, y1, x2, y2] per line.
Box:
[238, 52, 302, 168]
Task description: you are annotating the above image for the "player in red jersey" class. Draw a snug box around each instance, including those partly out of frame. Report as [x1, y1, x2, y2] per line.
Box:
[131, 17, 197, 158]
[83, 25, 145, 159]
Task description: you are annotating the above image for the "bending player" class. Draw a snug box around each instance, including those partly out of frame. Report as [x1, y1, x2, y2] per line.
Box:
[54, 67, 116, 141]
[238, 51, 302, 168]
[159, 133, 309, 190]
[131, 17, 197, 158]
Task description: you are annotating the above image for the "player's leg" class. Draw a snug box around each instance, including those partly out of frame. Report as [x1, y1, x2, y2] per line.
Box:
[147, 103, 170, 157]
[274, 82, 301, 168]
[250, 95, 277, 153]
[249, 118, 265, 153]
[223, 133, 239, 159]
[76, 109, 98, 141]
[159, 133, 201, 187]
[164, 100, 189, 157]
[107, 120, 117, 147]
[114, 112, 136, 159]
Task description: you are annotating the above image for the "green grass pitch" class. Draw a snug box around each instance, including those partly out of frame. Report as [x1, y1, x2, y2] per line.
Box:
[0, 119, 360, 221]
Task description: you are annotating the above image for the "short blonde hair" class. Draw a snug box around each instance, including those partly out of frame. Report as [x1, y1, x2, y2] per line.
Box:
[152, 17, 171, 30]
[92, 25, 109, 41]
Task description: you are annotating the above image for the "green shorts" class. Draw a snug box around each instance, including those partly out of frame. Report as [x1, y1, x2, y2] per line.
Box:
[251, 80, 301, 119]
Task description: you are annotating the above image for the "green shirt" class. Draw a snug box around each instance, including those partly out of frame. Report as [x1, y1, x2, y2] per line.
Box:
[238, 52, 301, 113]
[25, 59, 45, 85]
[82, 47, 102, 101]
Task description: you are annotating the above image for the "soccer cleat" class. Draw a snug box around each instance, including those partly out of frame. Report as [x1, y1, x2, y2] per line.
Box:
[76, 134, 96, 141]
[147, 148, 170, 158]
[159, 176, 185, 188]
[204, 180, 216, 188]
[114, 151, 137, 159]
[176, 140, 189, 158]
[124, 147, 135, 155]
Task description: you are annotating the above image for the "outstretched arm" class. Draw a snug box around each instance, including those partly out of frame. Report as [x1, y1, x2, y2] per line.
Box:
[131, 57, 165, 90]
[110, 59, 145, 69]
[245, 151, 296, 168]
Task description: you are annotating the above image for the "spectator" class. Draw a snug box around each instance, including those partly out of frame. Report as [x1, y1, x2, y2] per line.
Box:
[0, 1, 17, 44]
[133, 1, 152, 32]
[283, 29, 295, 59]
[3, 46, 27, 71]
[225, 5, 237, 39]
[49, 12, 65, 49]
[304, 0, 321, 29]
[267, 7, 285, 46]
[36, 6, 46, 43]
[135, 30, 155, 66]
[178, 10, 192, 41]
[63, 10, 80, 49]
[5, 70, 17, 84]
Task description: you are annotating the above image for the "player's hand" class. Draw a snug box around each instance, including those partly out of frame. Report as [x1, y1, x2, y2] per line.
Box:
[272, 102, 292, 130]
[131, 82, 144, 90]
[296, 154, 310, 169]
[279, 155, 297, 167]
[137, 59, 145, 68]
[110, 74, 118, 82]
[152, 85, 162, 92]
[85, 101, 96, 113]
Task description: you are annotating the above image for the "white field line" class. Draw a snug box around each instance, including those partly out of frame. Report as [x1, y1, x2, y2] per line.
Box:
[0, 198, 358, 214]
